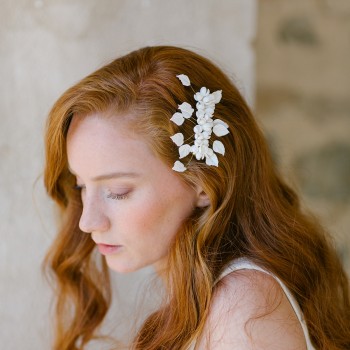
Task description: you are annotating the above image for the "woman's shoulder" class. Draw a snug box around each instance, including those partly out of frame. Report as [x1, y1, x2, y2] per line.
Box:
[195, 267, 307, 349]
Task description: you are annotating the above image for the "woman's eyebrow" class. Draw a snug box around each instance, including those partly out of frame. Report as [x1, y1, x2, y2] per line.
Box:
[68, 166, 140, 181]
[91, 172, 140, 181]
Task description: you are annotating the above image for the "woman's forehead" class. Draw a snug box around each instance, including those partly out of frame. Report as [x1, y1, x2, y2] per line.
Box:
[66, 114, 177, 184]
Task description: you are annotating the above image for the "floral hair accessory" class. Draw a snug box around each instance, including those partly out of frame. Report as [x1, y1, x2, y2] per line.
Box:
[170, 74, 230, 172]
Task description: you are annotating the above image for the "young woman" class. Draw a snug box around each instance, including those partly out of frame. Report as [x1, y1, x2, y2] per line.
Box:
[44, 46, 350, 350]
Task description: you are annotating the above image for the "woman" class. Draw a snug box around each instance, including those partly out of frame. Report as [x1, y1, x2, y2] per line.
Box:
[44, 46, 350, 349]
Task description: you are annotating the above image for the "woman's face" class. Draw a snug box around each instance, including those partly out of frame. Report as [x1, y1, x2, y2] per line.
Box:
[67, 113, 204, 273]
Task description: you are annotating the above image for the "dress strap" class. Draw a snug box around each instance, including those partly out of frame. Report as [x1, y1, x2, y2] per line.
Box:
[217, 258, 316, 350]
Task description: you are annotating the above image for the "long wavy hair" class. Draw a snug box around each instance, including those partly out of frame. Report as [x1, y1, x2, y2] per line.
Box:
[44, 46, 350, 350]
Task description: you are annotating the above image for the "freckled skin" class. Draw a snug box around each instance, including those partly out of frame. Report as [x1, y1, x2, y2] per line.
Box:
[67, 114, 202, 274]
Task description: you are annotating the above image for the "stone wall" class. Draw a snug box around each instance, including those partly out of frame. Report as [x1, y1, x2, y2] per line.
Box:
[256, 0, 350, 272]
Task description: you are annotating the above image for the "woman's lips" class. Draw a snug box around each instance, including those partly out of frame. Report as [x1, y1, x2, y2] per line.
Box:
[97, 244, 123, 255]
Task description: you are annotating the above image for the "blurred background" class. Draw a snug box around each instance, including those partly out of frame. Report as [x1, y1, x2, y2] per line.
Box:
[0, 1, 349, 349]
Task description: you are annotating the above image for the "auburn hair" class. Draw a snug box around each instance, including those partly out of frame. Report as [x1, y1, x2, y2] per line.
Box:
[43, 46, 350, 350]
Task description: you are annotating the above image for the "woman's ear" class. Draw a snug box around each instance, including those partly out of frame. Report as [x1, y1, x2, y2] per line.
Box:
[195, 186, 210, 208]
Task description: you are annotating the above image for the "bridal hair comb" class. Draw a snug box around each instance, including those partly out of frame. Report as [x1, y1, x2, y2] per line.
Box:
[170, 74, 229, 172]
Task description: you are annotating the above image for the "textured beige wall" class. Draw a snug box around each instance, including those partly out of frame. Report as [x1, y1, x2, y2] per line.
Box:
[256, 0, 350, 272]
[0, 1, 256, 349]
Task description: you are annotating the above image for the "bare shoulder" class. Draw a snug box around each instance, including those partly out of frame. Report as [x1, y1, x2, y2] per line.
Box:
[195, 269, 307, 350]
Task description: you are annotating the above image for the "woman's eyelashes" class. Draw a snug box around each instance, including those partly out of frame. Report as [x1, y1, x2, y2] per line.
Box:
[107, 191, 129, 200]
[73, 183, 129, 200]
[74, 184, 85, 191]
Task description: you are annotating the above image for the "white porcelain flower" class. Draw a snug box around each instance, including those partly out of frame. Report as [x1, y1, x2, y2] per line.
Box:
[170, 74, 230, 172]
[205, 152, 218, 167]
[176, 74, 191, 86]
[212, 90, 222, 104]
[170, 133, 184, 146]
[194, 87, 210, 102]
[170, 112, 186, 126]
[213, 140, 225, 155]
[214, 119, 229, 128]
[178, 102, 194, 118]
[213, 121, 229, 137]
[172, 160, 187, 172]
[179, 144, 191, 159]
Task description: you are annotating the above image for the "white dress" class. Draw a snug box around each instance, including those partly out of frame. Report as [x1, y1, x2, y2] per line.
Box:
[188, 258, 316, 350]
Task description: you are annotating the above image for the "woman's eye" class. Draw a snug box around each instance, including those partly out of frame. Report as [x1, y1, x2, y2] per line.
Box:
[74, 184, 85, 191]
[107, 192, 128, 200]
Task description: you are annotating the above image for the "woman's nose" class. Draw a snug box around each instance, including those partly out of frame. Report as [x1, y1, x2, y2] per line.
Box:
[79, 195, 110, 234]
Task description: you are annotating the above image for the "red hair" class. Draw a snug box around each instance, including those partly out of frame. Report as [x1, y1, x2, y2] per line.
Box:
[44, 46, 350, 349]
